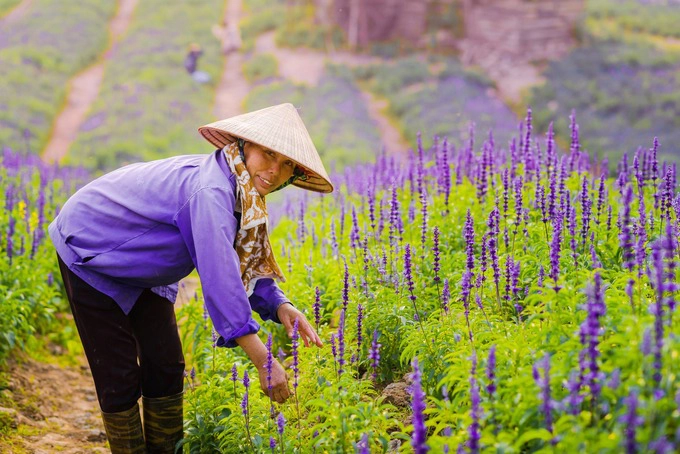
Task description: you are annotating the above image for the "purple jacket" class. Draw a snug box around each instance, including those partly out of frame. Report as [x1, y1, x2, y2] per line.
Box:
[49, 150, 289, 347]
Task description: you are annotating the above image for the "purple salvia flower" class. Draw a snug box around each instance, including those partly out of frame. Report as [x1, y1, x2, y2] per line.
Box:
[243, 370, 250, 389]
[579, 272, 606, 404]
[648, 239, 666, 391]
[359, 433, 370, 454]
[548, 159, 558, 222]
[442, 279, 450, 314]
[545, 122, 555, 176]
[433, 226, 441, 283]
[596, 173, 606, 224]
[648, 436, 673, 453]
[389, 184, 401, 246]
[580, 175, 592, 249]
[313, 286, 321, 332]
[330, 333, 337, 363]
[405, 244, 426, 333]
[441, 138, 451, 210]
[368, 186, 376, 231]
[569, 110, 580, 171]
[641, 327, 652, 356]
[502, 168, 510, 218]
[410, 358, 429, 454]
[619, 185, 635, 271]
[369, 329, 381, 379]
[538, 184, 548, 224]
[241, 392, 248, 417]
[591, 239, 602, 269]
[532, 353, 553, 434]
[464, 210, 475, 271]
[618, 153, 630, 192]
[231, 364, 238, 383]
[620, 391, 643, 454]
[563, 370, 584, 415]
[297, 201, 306, 243]
[292, 319, 300, 390]
[404, 244, 416, 300]
[462, 270, 473, 341]
[523, 108, 533, 177]
[478, 233, 488, 288]
[486, 345, 497, 398]
[538, 265, 545, 288]
[330, 220, 339, 257]
[356, 304, 364, 352]
[420, 187, 429, 255]
[634, 152, 643, 192]
[468, 351, 481, 454]
[350, 207, 360, 249]
[513, 176, 524, 234]
[269, 437, 276, 452]
[663, 167, 674, 223]
[266, 333, 275, 416]
[277, 411, 286, 450]
[337, 311, 346, 376]
[342, 260, 349, 313]
[607, 368, 621, 389]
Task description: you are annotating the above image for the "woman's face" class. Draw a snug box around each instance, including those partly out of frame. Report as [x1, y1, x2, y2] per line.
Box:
[243, 142, 295, 196]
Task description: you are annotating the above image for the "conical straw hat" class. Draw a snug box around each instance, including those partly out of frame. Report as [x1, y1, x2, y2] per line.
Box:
[198, 103, 334, 193]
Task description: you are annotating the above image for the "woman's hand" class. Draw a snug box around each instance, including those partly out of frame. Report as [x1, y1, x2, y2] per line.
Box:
[257, 358, 289, 403]
[277, 303, 323, 348]
[236, 333, 291, 403]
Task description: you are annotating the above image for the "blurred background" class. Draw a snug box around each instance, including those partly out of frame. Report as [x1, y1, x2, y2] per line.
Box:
[1, 0, 679, 177]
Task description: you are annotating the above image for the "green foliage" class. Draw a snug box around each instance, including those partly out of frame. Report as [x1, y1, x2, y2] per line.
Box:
[0, 152, 90, 362]
[353, 56, 518, 151]
[274, 5, 326, 50]
[242, 53, 278, 84]
[180, 118, 678, 451]
[240, 0, 287, 53]
[0, 0, 21, 16]
[67, 0, 223, 170]
[587, 0, 680, 38]
[0, 0, 116, 153]
[528, 40, 680, 164]
[244, 70, 382, 168]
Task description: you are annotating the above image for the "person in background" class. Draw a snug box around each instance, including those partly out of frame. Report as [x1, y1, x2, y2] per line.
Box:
[49, 103, 333, 453]
[184, 43, 210, 84]
[184, 43, 202, 75]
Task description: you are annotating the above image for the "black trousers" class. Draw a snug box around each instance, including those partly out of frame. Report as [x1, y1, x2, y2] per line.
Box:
[57, 255, 185, 413]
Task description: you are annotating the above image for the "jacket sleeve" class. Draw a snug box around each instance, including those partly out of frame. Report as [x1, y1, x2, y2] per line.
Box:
[175, 186, 259, 348]
[249, 278, 291, 323]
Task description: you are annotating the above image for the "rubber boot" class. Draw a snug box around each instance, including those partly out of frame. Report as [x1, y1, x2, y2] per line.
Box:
[101, 403, 147, 453]
[142, 391, 184, 453]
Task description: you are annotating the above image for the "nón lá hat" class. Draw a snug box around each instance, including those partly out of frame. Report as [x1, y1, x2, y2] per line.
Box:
[198, 103, 334, 193]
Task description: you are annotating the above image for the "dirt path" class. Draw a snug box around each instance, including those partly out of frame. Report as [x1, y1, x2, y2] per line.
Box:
[213, 0, 249, 119]
[0, 0, 32, 24]
[41, 0, 139, 164]
[0, 355, 108, 453]
[251, 31, 409, 154]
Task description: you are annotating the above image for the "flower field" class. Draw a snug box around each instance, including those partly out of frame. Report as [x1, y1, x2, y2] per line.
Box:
[0, 148, 89, 361]
[174, 111, 679, 452]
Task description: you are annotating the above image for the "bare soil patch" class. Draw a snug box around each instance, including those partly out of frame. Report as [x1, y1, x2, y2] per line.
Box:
[0, 354, 108, 453]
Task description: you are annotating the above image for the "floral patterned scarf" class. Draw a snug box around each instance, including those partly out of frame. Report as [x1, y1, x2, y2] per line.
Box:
[222, 142, 285, 295]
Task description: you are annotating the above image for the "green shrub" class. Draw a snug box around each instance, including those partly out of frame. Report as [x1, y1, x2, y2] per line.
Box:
[243, 53, 278, 83]
[68, 0, 223, 169]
